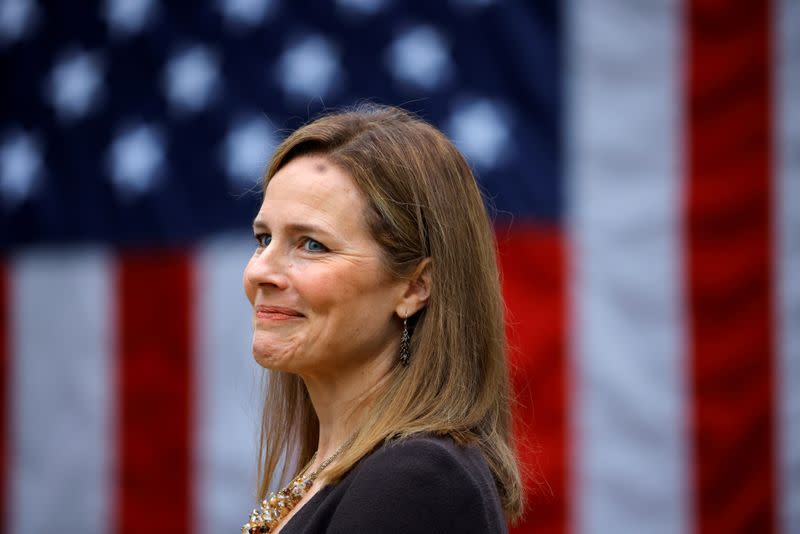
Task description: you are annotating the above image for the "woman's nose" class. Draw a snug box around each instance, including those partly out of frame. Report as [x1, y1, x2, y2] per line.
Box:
[245, 242, 289, 290]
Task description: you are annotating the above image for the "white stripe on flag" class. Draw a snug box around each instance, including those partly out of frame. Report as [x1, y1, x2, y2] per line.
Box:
[195, 235, 262, 534]
[7, 248, 114, 534]
[775, 0, 800, 531]
[566, 1, 689, 533]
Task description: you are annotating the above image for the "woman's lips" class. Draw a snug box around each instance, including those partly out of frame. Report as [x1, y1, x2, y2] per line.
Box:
[255, 305, 305, 321]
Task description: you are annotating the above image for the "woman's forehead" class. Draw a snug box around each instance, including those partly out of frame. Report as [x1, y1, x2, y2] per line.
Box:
[259, 156, 369, 233]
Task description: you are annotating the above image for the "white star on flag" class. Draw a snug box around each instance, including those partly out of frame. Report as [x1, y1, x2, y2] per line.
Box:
[220, 115, 277, 189]
[0, 0, 39, 46]
[107, 123, 166, 197]
[0, 129, 43, 207]
[46, 48, 105, 122]
[104, 0, 158, 38]
[163, 45, 220, 115]
[216, 0, 274, 30]
[386, 25, 452, 91]
[275, 34, 343, 102]
[446, 98, 511, 171]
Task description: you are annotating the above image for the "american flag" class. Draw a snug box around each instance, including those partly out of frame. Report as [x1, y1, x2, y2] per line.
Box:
[0, 0, 798, 533]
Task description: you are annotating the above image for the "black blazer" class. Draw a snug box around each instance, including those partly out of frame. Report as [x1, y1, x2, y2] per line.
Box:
[280, 434, 508, 533]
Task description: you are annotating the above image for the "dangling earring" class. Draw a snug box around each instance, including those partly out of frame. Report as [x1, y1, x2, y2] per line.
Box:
[399, 314, 411, 366]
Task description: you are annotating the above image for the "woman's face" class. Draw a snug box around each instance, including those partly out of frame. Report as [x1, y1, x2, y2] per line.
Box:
[243, 155, 406, 376]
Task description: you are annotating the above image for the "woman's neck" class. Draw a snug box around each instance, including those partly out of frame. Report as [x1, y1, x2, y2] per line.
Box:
[301, 351, 394, 462]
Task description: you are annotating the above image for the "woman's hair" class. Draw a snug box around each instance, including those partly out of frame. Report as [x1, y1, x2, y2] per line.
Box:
[255, 104, 523, 520]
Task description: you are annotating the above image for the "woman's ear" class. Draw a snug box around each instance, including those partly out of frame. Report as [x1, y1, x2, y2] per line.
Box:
[396, 258, 432, 317]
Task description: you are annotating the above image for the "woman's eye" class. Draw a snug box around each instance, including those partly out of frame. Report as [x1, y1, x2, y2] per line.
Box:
[255, 233, 271, 248]
[303, 238, 327, 252]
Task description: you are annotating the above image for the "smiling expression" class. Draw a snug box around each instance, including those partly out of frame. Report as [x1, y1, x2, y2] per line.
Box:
[243, 155, 406, 377]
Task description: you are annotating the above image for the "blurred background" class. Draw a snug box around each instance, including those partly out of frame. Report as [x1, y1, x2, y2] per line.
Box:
[0, 0, 798, 533]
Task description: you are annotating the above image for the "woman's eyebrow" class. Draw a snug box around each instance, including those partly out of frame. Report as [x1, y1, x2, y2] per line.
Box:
[252, 220, 331, 236]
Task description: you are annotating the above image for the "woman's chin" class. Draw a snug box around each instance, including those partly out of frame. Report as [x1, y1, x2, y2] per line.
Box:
[251, 339, 300, 372]
[254, 356, 296, 374]
[252, 347, 286, 369]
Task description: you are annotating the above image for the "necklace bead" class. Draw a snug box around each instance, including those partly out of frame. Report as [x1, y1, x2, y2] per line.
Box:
[241, 437, 355, 533]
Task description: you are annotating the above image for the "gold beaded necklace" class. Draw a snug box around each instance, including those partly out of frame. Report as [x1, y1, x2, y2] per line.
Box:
[241, 437, 355, 534]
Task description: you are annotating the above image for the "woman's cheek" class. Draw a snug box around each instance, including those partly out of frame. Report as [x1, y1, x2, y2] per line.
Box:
[294, 267, 343, 303]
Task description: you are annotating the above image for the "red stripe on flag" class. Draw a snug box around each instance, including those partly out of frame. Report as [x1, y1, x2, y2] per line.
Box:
[117, 251, 194, 533]
[497, 225, 568, 534]
[687, 1, 776, 531]
[0, 261, 7, 533]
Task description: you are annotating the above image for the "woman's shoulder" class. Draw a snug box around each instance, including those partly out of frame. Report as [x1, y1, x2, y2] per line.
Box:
[325, 433, 507, 533]
[357, 433, 492, 484]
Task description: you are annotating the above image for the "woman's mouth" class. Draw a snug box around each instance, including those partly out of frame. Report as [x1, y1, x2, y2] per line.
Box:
[255, 305, 305, 321]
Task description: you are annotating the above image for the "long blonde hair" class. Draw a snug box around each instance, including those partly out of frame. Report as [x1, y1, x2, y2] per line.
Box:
[255, 104, 523, 520]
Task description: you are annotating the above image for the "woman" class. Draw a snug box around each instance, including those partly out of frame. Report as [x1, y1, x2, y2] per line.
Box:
[242, 104, 523, 533]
